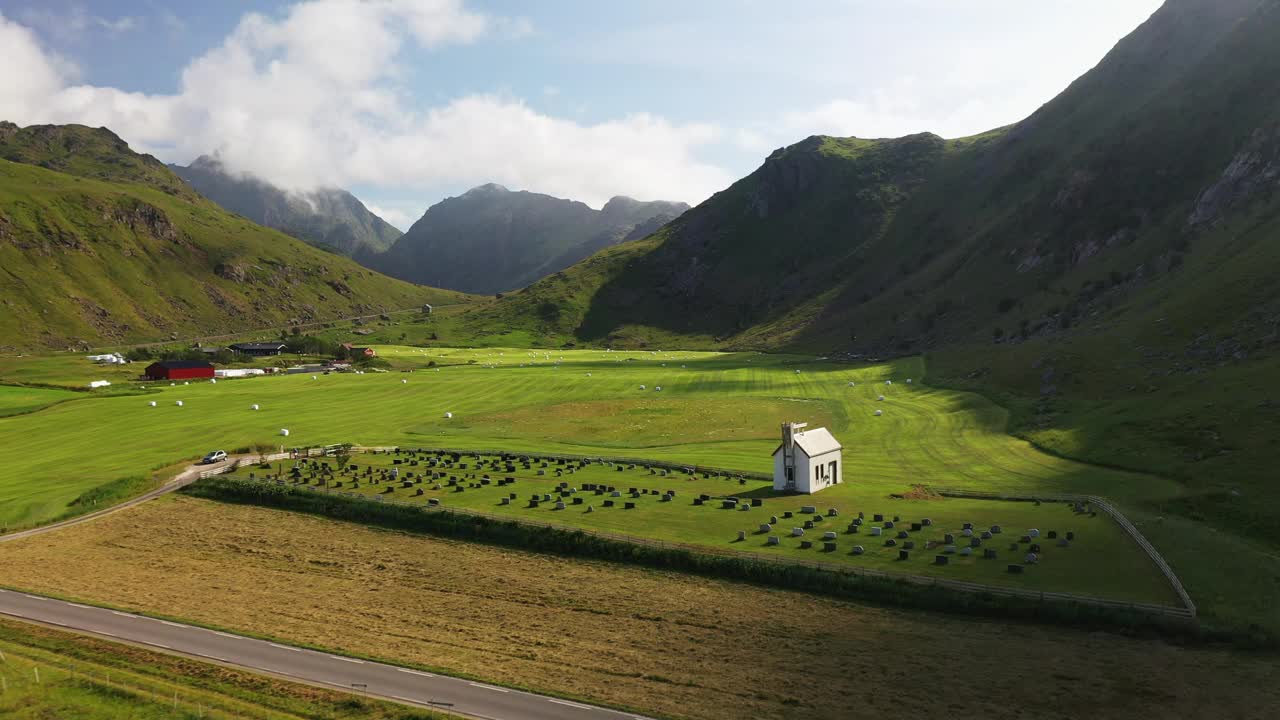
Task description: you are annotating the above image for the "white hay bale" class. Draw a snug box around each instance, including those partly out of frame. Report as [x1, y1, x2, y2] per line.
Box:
[848, 381, 855, 387]
[655, 386, 662, 392]
[210, 378, 217, 384]
[877, 395, 885, 401]
[795, 369, 801, 374]
[402, 379, 408, 384]
[251, 404, 260, 410]
[311, 375, 317, 380]
[148, 401, 157, 407]
[444, 412, 453, 419]
[183, 381, 189, 386]
[874, 409, 883, 416]
[639, 385, 646, 390]
[885, 380, 892, 385]
[586, 372, 592, 377]
[175, 400, 184, 407]
[906, 378, 913, 384]
[279, 428, 290, 436]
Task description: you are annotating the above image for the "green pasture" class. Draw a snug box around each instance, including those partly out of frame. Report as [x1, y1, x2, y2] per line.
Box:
[0, 347, 1177, 538]
[263, 450, 1175, 604]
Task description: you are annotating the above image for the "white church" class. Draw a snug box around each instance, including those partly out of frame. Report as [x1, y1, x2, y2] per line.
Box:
[772, 422, 843, 494]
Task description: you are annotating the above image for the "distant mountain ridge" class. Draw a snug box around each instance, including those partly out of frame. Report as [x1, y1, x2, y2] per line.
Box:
[367, 184, 688, 294]
[170, 155, 402, 257]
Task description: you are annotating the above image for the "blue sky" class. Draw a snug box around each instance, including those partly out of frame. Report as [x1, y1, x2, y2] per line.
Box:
[0, 0, 1163, 229]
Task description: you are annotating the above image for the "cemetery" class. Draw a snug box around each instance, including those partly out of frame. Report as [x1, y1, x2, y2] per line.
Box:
[244, 445, 1179, 604]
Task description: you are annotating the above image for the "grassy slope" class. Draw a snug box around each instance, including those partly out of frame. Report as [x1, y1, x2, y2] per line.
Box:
[0, 159, 467, 348]
[0, 121, 471, 349]
[0, 618, 437, 720]
[2, 496, 1278, 720]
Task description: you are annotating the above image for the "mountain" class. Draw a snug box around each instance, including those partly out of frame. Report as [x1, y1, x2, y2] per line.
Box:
[367, 184, 688, 294]
[0, 123, 466, 349]
[476, 0, 1280, 547]
[169, 155, 402, 257]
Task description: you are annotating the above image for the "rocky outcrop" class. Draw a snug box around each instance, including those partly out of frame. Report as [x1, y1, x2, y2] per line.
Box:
[1189, 124, 1280, 227]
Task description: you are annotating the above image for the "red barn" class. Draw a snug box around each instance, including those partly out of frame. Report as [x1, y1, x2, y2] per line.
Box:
[144, 360, 215, 381]
[341, 343, 376, 358]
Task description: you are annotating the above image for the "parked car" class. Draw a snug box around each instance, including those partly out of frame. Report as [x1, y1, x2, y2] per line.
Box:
[201, 450, 228, 465]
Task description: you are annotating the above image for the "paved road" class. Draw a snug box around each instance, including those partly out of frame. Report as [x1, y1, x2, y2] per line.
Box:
[0, 589, 652, 720]
[0, 455, 245, 545]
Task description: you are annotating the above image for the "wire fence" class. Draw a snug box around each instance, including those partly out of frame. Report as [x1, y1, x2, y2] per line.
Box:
[218, 446, 1195, 622]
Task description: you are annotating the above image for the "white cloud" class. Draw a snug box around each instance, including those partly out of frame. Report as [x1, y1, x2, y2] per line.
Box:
[0, 1, 731, 208]
[364, 203, 416, 232]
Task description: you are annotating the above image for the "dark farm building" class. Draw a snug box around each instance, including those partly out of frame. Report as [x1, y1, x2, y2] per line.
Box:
[144, 360, 215, 381]
[229, 342, 287, 357]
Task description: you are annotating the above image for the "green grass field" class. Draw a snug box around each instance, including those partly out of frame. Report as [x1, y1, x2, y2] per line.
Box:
[0, 347, 1181, 600]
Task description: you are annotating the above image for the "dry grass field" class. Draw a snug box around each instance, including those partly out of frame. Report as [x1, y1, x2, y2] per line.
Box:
[0, 496, 1275, 720]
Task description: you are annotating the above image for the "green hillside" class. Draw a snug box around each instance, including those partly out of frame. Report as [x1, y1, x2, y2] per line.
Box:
[0, 127, 469, 349]
[470, 0, 1280, 541]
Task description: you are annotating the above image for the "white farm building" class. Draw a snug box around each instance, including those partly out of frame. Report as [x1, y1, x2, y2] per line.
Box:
[773, 422, 843, 494]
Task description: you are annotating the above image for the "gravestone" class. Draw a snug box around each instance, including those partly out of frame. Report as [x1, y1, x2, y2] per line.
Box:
[903, 541, 915, 550]
[962, 528, 974, 537]
[852, 517, 863, 526]
[873, 514, 884, 522]
[800, 540, 813, 549]
[767, 536, 780, 546]
[944, 534, 955, 544]
[625, 502, 636, 509]
[801, 506, 816, 514]
[935, 555, 949, 566]
[603, 500, 614, 507]
[827, 508, 838, 517]
[884, 520, 895, 529]
[898, 550, 910, 561]
[500, 497, 510, 505]
[792, 528, 805, 537]
[555, 501, 566, 510]
[823, 531, 837, 540]
[573, 497, 584, 505]
[1007, 564, 1024, 574]
[971, 537, 982, 547]
[1066, 531, 1075, 541]
[911, 523, 922, 532]
[885, 539, 897, 547]
[760, 523, 773, 533]
[737, 530, 746, 541]
[823, 542, 837, 552]
[870, 527, 882, 536]
[803, 520, 815, 529]
[1047, 530, 1058, 539]
[921, 518, 932, 526]
[897, 530, 909, 539]
[980, 531, 993, 540]
[784, 511, 794, 519]
[983, 548, 997, 559]
[752, 498, 763, 507]
[1057, 538, 1069, 547]
[770, 515, 779, 524]
[959, 546, 973, 556]
[852, 545, 865, 555]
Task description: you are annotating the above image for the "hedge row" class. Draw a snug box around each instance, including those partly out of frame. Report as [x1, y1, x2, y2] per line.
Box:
[184, 476, 1214, 640]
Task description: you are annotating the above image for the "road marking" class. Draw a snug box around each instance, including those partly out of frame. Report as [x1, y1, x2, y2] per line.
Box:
[329, 655, 364, 664]
[390, 695, 422, 704]
[23, 594, 47, 601]
[269, 643, 301, 651]
[211, 631, 240, 639]
[146, 642, 172, 650]
[97, 631, 118, 638]
[397, 668, 435, 677]
[470, 682, 509, 693]
[67, 603, 92, 609]
[158, 620, 183, 627]
[549, 699, 595, 710]
[111, 611, 134, 617]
